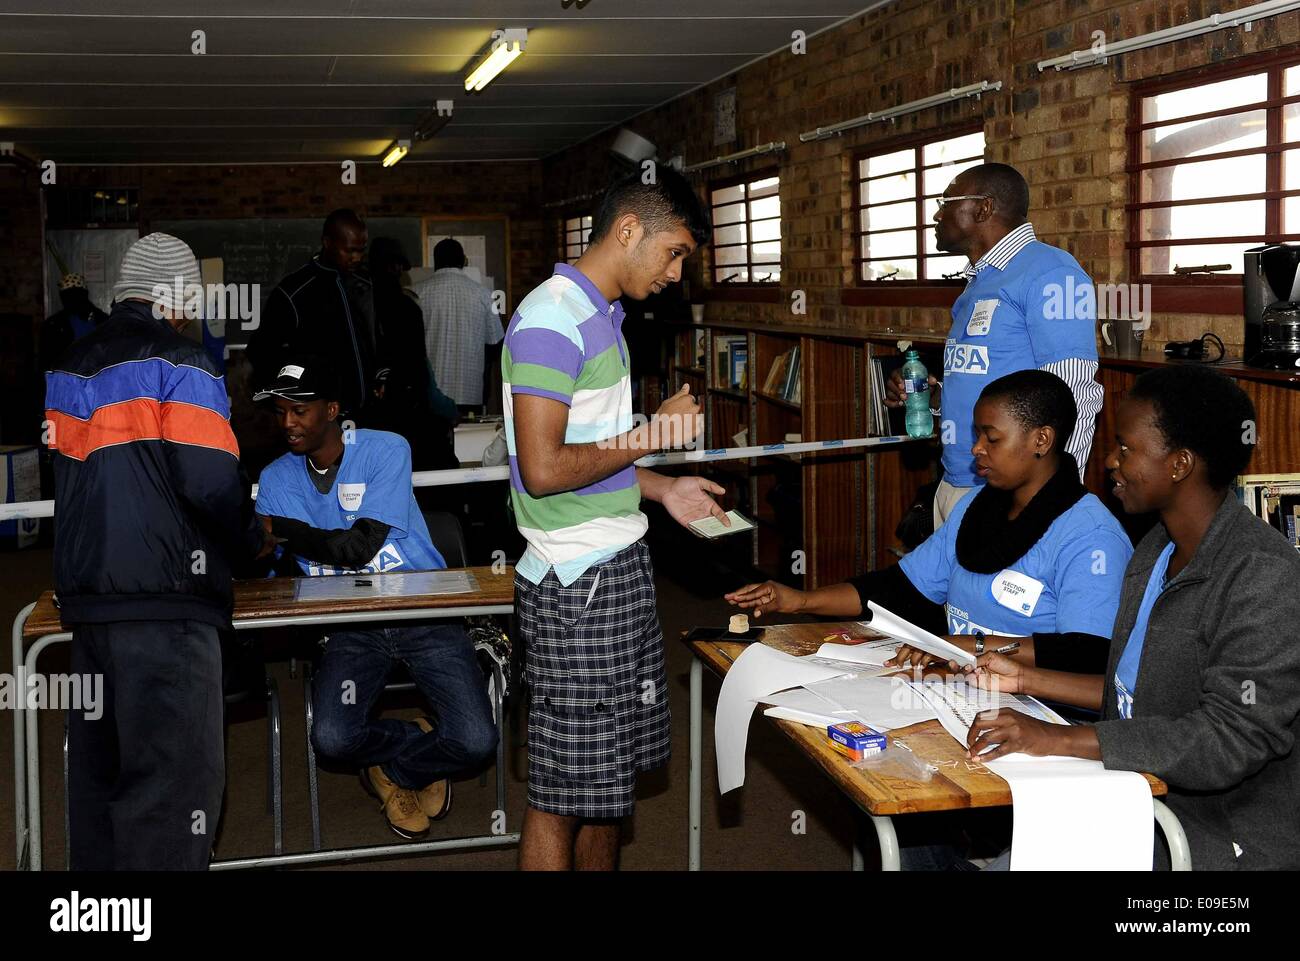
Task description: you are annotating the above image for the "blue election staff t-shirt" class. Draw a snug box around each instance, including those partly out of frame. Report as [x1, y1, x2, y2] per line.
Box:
[942, 233, 1098, 487]
[898, 490, 1132, 639]
[255, 429, 446, 576]
[1113, 541, 1176, 720]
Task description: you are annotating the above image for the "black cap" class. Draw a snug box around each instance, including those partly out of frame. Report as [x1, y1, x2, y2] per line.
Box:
[253, 354, 341, 403]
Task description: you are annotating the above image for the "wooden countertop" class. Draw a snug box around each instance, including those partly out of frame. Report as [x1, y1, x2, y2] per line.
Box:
[684, 621, 1166, 817]
[21, 566, 514, 640]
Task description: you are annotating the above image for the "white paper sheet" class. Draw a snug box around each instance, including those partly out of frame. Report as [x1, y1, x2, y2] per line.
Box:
[801, 675, 939, 731]
[293, 570, 478, 601]
[986, 756, 1155, 870]
[715, 645, 852, 793]
[867, 601, 976, 667]
[812, 637, 901, 667]
[760, 688, 846, 728]
[910, 677, 1065, 747]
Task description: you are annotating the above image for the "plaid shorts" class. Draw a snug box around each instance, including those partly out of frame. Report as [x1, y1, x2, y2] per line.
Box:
[516, 539, 670, 819]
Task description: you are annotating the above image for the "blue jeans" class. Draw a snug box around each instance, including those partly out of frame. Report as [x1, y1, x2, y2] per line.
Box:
[310, 621, 498, 790]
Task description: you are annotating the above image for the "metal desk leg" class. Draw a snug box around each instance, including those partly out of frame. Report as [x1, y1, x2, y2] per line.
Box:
[851, 826, 865, 872]
[12, 602, 35, 866]
[872, 815, 900, 871]
[688, 656, 702, 871]
[24, 633, 74, 871]
[1154, 798, 1192, 871]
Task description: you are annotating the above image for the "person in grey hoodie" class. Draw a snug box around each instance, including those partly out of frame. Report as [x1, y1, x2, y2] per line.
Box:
[963, 364, 1300, 870]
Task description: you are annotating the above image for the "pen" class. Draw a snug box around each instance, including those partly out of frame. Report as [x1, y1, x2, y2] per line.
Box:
[993, 641, 1020, 655]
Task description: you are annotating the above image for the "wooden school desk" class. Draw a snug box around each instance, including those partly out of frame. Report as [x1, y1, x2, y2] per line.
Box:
[685, 622, 1192, 871]
[12, 567, 515, 871]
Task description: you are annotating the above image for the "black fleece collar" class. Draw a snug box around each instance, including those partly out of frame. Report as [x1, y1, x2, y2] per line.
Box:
[955, 453, 1087, 574]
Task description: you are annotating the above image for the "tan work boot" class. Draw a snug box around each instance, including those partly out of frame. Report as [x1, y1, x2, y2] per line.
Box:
[360, 765, 430, 839]
[412, 717, 454, 820]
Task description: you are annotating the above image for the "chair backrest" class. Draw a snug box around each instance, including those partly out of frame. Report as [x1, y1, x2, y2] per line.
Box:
[422, 509, 468, 568]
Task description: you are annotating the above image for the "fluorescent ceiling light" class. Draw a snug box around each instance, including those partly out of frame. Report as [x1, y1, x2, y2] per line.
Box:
[382, 140, 410, 168]
[465, 28, 527, 93]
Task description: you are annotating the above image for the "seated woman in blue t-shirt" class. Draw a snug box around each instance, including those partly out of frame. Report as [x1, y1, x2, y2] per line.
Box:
[964, 366, 1300, 870]
[727, 369, 1133, 674]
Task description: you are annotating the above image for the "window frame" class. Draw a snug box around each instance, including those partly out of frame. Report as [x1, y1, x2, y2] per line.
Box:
[1127, 44, 1300, 312]
[850, 121, 985, 290]
[557, 210, 593, 264]
[706, 166, 782, 290]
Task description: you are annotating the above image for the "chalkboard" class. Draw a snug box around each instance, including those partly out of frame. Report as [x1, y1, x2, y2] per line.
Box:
[152, 218, 423, 348]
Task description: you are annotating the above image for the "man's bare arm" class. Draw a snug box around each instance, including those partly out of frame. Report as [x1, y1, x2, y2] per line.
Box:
[513, 393, 650, 496]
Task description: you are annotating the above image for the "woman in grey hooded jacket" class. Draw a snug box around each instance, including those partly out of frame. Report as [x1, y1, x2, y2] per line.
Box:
[965, 364, 1300, 870]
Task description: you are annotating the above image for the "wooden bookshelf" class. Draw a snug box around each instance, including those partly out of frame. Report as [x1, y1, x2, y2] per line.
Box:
[663, 318, 1300, 588]
[665, 320, 936, 589]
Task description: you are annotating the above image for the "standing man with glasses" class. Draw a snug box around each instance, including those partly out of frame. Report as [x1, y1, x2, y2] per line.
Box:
[887, 163, 1103, 527]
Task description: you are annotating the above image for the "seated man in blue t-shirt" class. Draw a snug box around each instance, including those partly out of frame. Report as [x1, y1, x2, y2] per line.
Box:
[253, 354, 497, 840]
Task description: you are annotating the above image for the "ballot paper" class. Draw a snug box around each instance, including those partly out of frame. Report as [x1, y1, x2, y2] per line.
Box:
[293, 570, 478, 601]
[909, 676, 1155, 870]
[716, 644, 853, 793]
[867, 601, 976, 667]
[811, 636, 901, 667]
[761, 688, 847, 728]
[801, 675, 939, 731]
[909, 676, 1065, 747]
[987, 756, 1155, 870]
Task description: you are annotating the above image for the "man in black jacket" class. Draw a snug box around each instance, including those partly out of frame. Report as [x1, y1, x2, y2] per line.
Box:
[45, 232, 273, 870]
[245, 209, 378, 421]
[38, 273, 109, 374]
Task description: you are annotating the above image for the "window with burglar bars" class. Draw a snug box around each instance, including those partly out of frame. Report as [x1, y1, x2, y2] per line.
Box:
[854, 128, 985, 283]
[560, 214, 592, 264]
[1130, 55, 1300, 281]
[709, 171, 781, 285]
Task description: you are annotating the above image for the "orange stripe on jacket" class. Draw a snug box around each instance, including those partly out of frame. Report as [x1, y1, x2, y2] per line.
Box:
[46, 398, 239, 461]
[160, 401, 240, 458]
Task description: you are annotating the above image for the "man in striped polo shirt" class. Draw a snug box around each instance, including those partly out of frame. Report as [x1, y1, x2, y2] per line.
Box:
[504, 168, 723, 870]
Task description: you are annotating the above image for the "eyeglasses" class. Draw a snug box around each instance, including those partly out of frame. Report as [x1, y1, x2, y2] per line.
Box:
[936, 194, 991, 210]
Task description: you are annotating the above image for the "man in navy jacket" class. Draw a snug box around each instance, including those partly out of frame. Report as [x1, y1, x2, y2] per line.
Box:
[45, 232, 272, 870]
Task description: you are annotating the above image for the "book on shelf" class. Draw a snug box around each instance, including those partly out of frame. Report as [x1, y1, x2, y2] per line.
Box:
[714, 335, 746, 388]
[1237, 473, 1300, 549]
[762, 348, 791, 396]
[782, 344, 801, 402]
[730, 343, 748, 389]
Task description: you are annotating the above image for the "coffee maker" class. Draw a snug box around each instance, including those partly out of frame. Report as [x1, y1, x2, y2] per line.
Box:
[1243, 244, 1300, 369]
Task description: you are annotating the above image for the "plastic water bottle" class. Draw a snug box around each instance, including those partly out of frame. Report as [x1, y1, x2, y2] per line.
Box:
[901, 350, 933, 439]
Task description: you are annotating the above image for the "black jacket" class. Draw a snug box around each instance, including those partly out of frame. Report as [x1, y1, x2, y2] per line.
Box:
[1095, 494, 1300, 870]
[44, 300, 264, 627]
[38, 304, 109, 375]
[245, 255, 376, 417]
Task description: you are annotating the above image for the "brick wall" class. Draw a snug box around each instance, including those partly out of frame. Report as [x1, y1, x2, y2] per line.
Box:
[0, 159, 548, 325]
[542, 0, 1300, 353]
[0, 166, 46, 322]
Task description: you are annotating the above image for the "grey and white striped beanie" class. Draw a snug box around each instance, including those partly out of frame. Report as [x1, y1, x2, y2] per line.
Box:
[113, 232, 201, 311]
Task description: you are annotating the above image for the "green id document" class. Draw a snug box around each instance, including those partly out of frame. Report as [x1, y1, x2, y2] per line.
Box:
[688, 510, 755, 539]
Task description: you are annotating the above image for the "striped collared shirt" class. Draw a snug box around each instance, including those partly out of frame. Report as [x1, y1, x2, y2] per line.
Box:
[501, 263, 647, 586]
[960, 221, 1038, 279]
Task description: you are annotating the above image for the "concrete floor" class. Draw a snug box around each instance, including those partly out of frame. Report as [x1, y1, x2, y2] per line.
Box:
[1, 524, 874, 871]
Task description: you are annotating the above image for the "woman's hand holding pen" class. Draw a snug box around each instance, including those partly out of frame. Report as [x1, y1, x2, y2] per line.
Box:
[963, 651, 1028, 694]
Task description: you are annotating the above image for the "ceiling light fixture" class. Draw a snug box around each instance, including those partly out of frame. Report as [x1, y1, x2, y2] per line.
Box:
[381, 139, 410, 167]
[464, 28, 527, 93]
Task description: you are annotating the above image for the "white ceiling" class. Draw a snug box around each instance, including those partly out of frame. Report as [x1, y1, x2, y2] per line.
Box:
[0, 1, 875, 164]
